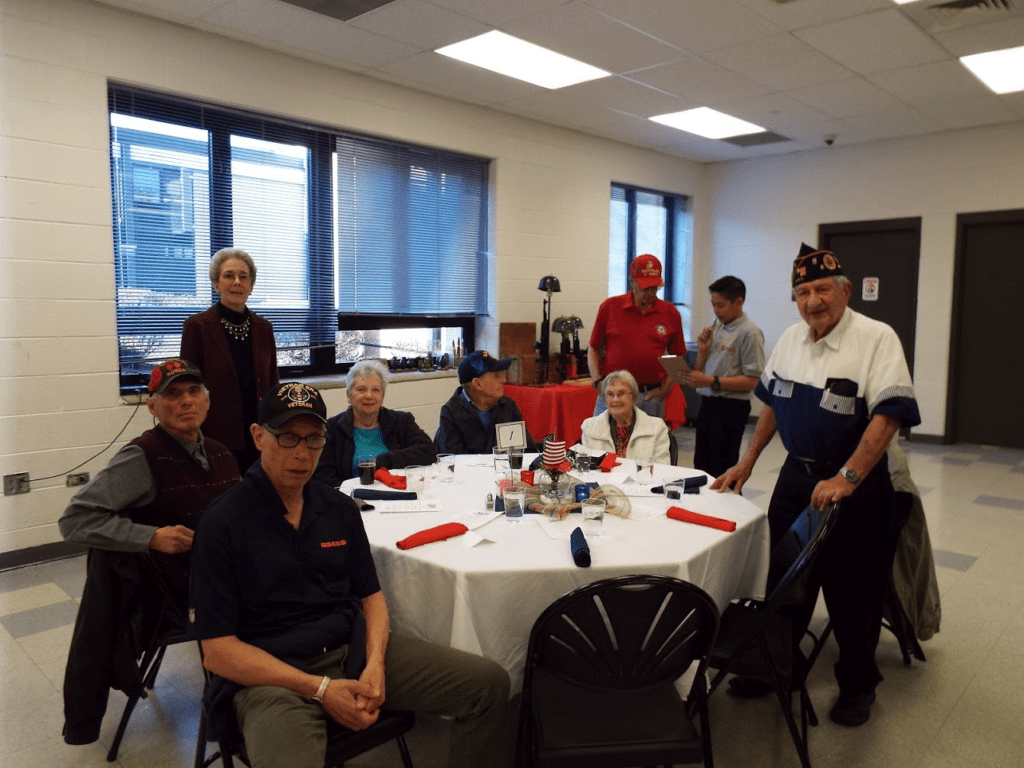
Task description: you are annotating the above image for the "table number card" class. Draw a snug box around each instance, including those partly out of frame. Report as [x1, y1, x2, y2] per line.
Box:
[495, 421, 527, 450]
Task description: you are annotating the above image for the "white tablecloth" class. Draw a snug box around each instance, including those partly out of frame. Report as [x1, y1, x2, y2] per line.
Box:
[344, 455, 769, 692]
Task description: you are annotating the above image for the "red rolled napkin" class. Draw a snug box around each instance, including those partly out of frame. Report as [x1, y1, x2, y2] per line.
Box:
[667, 506, 736, 532]
[396, 522, 469, 550]
[374, 467, 407, 490]
[599, 453, 621, 472]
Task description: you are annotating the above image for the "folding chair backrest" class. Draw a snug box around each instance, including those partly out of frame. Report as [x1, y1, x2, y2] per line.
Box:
[526, 574, 719, 694]
[765, 502, 841, 612]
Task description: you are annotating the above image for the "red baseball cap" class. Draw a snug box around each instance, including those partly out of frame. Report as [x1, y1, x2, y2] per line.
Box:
[630, 254, 664, 289]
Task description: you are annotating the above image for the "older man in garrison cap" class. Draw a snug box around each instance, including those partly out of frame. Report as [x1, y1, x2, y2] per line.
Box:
[712, 244, 921, 727]
[588, 254, 686, 418]
[434, 350, 540, 454]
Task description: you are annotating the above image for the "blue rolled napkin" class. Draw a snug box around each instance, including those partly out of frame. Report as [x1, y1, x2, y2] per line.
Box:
[653, 475, 709, 495]
[570, 526, 591, 568]
[351, 488, 417, 501]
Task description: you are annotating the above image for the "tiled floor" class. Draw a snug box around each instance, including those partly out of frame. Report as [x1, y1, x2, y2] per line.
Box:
[3, 432, 1024, 768]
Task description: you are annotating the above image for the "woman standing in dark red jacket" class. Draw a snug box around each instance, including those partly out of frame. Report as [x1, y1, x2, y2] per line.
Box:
[181, 247, 279, 472]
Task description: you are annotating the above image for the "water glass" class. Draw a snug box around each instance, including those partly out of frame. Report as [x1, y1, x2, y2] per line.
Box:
[581, 497, 606, 535]
[504, 489, 526, 522]
[405, 465, 426, 494]
[435, 453, 455, 483]
[575, 454, 593, 473]
[664, 481, 686, 501]
[493, 447, 510, 475]
[357, 455, 377, 485]
[636, 458, 655, 486]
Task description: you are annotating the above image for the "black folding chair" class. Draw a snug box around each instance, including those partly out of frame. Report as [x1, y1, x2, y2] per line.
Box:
[518, 574, 720, 768]
[706, 502, 841, 768]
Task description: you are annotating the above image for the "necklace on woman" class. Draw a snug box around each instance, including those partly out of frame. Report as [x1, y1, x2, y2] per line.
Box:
[221, 315, 251, 342]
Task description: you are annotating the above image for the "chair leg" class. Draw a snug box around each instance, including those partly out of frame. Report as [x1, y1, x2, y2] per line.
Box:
[760, 637, 812, 768]
[396, 734, 414, 768]
[107, 688, 144, 762]
[107, 638, 168, 761]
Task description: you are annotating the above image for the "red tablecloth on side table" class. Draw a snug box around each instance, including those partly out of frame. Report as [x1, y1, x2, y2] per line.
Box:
[506, 382, 687, 445]
[504, 383, 597, 446]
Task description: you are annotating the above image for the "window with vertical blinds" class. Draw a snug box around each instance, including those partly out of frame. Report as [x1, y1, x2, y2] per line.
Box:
[609, 183, 693, 338]
[108, 85, 488, 391]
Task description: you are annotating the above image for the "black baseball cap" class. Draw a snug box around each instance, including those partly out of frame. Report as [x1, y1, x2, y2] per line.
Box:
[258, 382, 328, 429]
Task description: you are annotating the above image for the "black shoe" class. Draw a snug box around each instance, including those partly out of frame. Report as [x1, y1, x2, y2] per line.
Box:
[829, 691, 875, 727]
[727, 676, 774, 698]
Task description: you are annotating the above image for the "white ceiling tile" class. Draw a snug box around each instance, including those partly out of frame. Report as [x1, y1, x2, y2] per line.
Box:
[931, 15, 1024, 57]
[424, 0, 573, 27]
[558, 76, 687, 117]
[916, 95, 1021, 130]
[93, 0, 231, 22]
[795, 9, 950, 75]
[349, 0, 490, 49]
[627, 58, 772, 106]
[371, 50, 545, 104]
[719, 92, 831, 133]
[505, 1, 682, 75]
[789, 77, 907, 118]
[704, 33, 853, 91]
[726, 0, 890, 32]
[845, 105, 943, 139]
[868, 60, 993, 105]
[582, 0, 782, 54]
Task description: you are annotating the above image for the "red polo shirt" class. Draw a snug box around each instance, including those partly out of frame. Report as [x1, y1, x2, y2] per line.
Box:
[589, 292, 685, 386]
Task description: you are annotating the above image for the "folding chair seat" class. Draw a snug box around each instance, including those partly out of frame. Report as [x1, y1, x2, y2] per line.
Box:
[706, 502, 841, 768]
[518, 574, 720, 768]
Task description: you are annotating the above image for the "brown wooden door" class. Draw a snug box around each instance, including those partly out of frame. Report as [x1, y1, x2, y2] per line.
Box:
[947, 210, 1024, 448]
[819, 218, 921, 378]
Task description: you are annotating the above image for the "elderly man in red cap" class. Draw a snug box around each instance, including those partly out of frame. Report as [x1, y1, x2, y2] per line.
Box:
[587, 254, 686, 418]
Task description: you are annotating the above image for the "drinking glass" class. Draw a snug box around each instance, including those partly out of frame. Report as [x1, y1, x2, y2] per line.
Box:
[405, 465, 426, 494]
[504, 489, 526, 522]
[357, 455, 377, 485]
[508, 448, 524, 470]
[581, 497, 606, 536]
[435, 453, 455, 483]
[493, 447, 510, 475]
[636, 457, 655, 486]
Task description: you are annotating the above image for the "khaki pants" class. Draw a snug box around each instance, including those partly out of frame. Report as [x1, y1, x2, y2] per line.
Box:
[233, 633, 510, 768]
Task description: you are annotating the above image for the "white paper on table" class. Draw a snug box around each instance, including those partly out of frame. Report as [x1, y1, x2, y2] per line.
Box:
[534, 515, 578, 539]
[625, 497, 668, 522]
[374, 500, 442, 513]
[454, 462, 499, 483]
[616, 480, 661, 498]
[452, 511, 504, 530]
[459, 531, 495, 547]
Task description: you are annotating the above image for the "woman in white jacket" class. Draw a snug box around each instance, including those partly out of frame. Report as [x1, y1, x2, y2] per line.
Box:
[580, 370, 671, 465]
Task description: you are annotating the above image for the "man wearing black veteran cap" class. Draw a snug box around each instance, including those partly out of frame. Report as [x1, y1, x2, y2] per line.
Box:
[712, 244, 921, 727]
[434, 349, 540, 454]
[188, 382, 510, 768]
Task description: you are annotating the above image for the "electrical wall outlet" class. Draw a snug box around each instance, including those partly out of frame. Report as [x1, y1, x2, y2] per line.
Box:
[3, 473, 30, 496]
[66, 472, 90, 487]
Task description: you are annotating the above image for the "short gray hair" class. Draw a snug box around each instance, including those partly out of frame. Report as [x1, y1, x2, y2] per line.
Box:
[602, 370, 639, 401]
[346, 359, 389, 393]
[209, 248, 257, 286]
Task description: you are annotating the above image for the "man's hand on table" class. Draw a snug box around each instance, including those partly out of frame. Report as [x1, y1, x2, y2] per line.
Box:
[710, 461, 753, 495]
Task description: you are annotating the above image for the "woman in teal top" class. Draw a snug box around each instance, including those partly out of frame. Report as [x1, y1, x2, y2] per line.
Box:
[313, 360, 437, 488]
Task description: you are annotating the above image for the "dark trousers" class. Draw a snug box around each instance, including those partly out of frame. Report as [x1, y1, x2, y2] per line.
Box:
[694, 396, 751, 478]
[767, 454, 895, 695]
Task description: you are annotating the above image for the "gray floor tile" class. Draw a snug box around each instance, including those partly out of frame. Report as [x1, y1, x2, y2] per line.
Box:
[0, 566, 53, 595]
[973, 494, 1024, 511]
[932, 549, 978, 573]
[939, 456, 974, 466]
[0, 600, 81, 640]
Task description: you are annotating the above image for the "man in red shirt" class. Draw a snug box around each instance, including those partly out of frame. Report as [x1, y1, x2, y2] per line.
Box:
[588, 254, 686, 417]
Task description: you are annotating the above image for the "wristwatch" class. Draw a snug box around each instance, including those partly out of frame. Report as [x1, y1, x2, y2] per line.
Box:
[711, 376, 722, 392]
[310, 675, 331, 705]
[838, 466, 861, 487]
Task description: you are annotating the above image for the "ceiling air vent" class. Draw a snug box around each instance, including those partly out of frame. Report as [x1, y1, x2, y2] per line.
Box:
[277, 0, 398, 22]
[903, 0, 1020, 31]
[723, 131, 792, 147]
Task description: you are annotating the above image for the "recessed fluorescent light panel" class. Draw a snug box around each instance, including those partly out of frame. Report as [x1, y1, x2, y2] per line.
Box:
[650, 107, 766, 140]
[960, 45, 1024, 94]
[435, 31, 610, 89]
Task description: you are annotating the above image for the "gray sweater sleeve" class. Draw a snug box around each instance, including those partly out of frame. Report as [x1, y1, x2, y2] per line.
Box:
[58, 444, 159, 552]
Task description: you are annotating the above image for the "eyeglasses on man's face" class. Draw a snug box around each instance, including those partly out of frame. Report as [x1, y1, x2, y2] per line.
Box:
[264, 426, 327, 449]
